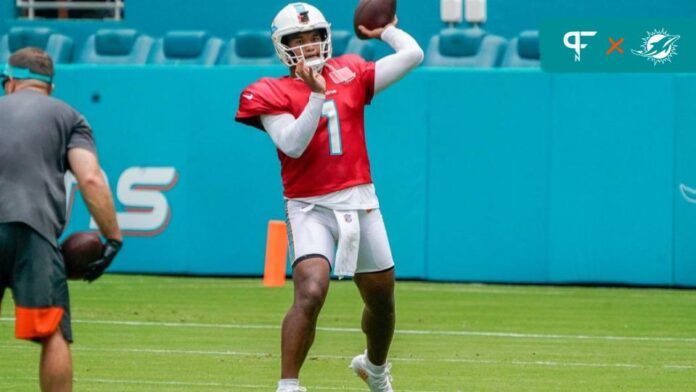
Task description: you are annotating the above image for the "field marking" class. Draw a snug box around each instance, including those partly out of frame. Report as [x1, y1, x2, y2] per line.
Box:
[2, 344, 693, 372]
[0, 376, 359, 391]
[0, 376, 440, 392]
[2, 317, 694, 344]
[82, 277, 696, 297]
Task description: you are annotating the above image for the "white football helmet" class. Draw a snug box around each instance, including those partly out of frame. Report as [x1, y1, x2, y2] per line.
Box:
[271, 2, 332, 71]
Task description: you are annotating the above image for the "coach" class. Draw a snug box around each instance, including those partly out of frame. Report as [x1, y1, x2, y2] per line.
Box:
[0, 47, 122, 392]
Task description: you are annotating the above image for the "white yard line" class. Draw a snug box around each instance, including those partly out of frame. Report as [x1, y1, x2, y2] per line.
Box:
[2, 317, 694, 344]
[1, 344, 693, 371]
[0, 376, 440, 392]
[80, 278, 696, 299]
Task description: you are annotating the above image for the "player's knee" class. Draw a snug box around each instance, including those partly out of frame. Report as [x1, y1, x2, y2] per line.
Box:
[366, 292, 395, 315]
[296, 283, 327, 316]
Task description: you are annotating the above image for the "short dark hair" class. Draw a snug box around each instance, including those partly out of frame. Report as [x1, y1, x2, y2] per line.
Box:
[281, 28, 328, 46]
[8, 47, 54, 79]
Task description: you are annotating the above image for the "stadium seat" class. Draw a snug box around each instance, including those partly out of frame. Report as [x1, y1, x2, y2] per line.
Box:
[331, 30, 352, 56]
[0, 27, 73, 64]
[331, 30, 376, 61]
[218, 30, 276, 65]
[344, 36, 376, 61]
[149, 30, 223, 65]
[79, 29, 153, 64]
[424, 27, 506, 67]
[501, 30, 540, 68]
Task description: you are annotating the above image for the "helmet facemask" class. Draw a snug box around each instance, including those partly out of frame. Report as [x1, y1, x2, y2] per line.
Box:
[275, 28, 332, 72]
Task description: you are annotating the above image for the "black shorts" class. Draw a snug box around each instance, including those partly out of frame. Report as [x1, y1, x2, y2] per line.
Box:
[0, 222, 72, 342]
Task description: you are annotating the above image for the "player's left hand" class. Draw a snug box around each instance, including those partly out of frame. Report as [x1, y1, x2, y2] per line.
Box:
[84, 239, 122, 282]
[296, 60, 326, 94]
[358, 15, 398, 40]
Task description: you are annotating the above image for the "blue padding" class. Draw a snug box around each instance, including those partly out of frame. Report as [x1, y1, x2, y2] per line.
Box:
[0, 27, 73, 64]
[325, 30, 375, 61]
[95, 29, 137, 55]
[218, 30, 276, 65]
[80, 29, 153, 64]
[501, 30, 540, 68]
[235, 31, 274, 58]
[331, 30, 351, 56]
[164, 31, 209, 58]
[344, 36, 376, 60]
[0, 35, 7, 64]
[8, 27, 53, 52]
[439, 28, 484, 57]
[149, 30, 223, 65]
[518, 31, 540, 59]
[425, 27, 507, 67]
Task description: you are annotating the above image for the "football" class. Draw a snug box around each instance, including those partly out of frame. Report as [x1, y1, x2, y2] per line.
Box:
[60, 232, 104, 280]
[353, 0, 397, 39]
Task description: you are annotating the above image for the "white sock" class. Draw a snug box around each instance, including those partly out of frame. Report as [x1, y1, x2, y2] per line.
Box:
[365, 354, 388, 374]
[278, 379, 300, 389]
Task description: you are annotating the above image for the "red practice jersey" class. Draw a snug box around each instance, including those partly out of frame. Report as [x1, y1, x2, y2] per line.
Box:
[235, 54, 376, 198]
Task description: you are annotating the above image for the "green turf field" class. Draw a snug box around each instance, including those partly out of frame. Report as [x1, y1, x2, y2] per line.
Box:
[1, 275, 695, 391]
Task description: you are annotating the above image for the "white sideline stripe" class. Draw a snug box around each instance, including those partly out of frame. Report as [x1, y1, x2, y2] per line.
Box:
[2, 344, 693, 371]
[2, 317, 695, 344]
[0, 376, 367, 391]
[0, 376, 441, 392]
[82, 278, 696, 298]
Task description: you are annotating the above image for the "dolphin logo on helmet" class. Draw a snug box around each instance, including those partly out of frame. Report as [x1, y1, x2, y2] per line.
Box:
[271, 2, 332, 72]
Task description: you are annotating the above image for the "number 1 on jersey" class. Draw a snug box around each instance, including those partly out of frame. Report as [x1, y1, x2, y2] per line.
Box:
[322, 100, 342, 155]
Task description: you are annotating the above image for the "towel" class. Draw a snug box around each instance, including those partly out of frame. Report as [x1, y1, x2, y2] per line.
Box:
[333, 209, 360, 278]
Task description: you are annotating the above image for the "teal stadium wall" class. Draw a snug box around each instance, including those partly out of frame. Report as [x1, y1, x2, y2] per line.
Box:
[2, 0, 696, 59]
[4, 66, 688, 286]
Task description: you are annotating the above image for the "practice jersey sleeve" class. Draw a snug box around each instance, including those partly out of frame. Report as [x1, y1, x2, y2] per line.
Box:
[339, 54, 376, 105]
[375, 26, 424, 94]
[235, 79, 292, 131]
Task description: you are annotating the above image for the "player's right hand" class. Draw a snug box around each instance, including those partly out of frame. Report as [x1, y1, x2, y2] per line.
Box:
[84, 239, 122, 282]
[296, 60, 326, 94]
[358, 15, 399, 40]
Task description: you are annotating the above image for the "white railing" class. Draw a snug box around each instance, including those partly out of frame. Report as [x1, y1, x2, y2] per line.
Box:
[16, 0, 124, 21]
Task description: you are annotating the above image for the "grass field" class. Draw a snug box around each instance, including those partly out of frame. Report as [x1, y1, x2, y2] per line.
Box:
[1, 275, 695, 391]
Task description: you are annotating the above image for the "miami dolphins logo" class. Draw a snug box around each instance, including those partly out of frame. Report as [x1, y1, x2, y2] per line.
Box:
[681, 183, 696, 204]
[632, 28, 680, 65]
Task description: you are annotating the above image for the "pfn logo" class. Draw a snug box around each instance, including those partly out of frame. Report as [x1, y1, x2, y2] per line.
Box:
[65, 167, 179, 236]
[564, 31, 598, 62]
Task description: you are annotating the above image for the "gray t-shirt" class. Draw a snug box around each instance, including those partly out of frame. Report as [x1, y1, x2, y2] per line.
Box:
[0, 89, 97, 247]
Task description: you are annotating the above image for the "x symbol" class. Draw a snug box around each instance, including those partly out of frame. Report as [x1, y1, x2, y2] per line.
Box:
[607, 37, 624, 55]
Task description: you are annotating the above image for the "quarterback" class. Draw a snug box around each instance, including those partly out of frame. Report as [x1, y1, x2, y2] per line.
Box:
[235, 3, 423, 391]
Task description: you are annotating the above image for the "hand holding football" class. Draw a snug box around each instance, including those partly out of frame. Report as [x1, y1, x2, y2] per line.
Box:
[354, 0, 397, 39]
[61, 232, 104, 280]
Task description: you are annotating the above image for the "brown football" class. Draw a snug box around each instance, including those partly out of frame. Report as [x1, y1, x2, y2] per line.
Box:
[353, 0, 397, 39]
[60, 232, 104, 280]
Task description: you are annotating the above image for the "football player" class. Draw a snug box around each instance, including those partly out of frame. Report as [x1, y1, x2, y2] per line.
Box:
[235, 3, 423, 391]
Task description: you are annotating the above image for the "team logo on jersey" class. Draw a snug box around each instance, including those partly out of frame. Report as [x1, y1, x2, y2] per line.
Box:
[681, 183, 696, 204]
[328, 67, 355, 84]
[632, 28, 680, 65]
[344, 213, 352, 223]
